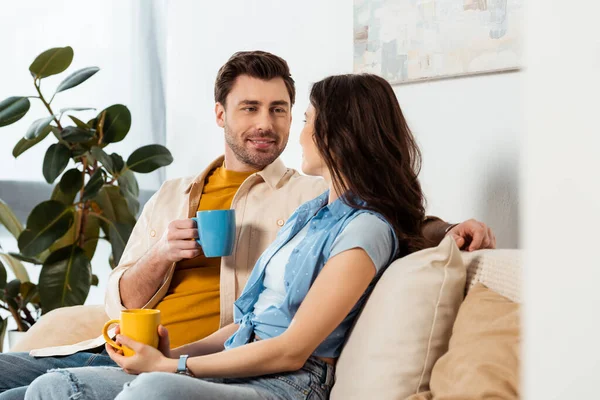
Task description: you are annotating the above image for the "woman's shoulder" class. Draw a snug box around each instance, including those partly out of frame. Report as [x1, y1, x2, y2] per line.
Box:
[330, 212, 395, 271]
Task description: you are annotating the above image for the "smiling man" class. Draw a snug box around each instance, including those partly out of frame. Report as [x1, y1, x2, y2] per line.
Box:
[0, 51, 496, 399]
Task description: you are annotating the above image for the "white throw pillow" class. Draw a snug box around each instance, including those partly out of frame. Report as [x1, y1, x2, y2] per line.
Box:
[331, 236, 466, 399]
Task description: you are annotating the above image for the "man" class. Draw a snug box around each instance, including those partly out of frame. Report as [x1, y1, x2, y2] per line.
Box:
[0, 51, 495, 396]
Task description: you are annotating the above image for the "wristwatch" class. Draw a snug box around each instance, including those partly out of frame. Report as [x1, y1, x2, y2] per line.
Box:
[176, 354, 194, 377]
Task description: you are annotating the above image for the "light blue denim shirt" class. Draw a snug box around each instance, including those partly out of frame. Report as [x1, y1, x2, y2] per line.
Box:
[224, 190, 398, 357]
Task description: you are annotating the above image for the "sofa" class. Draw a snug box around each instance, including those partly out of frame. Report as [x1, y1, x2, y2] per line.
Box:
[12, 237, 521, 399]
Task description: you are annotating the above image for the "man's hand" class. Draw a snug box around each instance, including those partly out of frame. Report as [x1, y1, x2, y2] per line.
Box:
[157, 325, 172, 359]
[155, 219, 201, 263]
[447, 219, 496, 251]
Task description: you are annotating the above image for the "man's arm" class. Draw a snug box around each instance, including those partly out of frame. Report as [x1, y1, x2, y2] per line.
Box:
[422, 216, 453, 246]
[422, 216, 497, 251]
[119, 219, 202, 309]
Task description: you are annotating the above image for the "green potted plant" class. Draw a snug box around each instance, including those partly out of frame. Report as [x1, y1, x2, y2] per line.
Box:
[0, 46, 173, 349]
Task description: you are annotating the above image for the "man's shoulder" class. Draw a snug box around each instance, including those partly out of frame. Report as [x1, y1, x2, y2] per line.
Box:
[285, 170, 327, 188]
[156, 176, 195, 193]
[279, 169, 328, 199]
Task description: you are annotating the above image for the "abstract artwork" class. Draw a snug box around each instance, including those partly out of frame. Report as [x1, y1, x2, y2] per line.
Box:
[354, 0, 524, 84]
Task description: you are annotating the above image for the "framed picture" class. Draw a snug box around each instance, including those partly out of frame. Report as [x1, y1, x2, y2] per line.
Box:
[354, 0, 524, 84]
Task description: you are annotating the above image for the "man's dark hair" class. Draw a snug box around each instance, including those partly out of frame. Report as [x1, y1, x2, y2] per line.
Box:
[214, 51, 295, 107]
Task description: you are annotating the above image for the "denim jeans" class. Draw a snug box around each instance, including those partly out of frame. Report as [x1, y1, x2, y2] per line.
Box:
[0, 348, 116, 400]
[24, 356, 334, 400]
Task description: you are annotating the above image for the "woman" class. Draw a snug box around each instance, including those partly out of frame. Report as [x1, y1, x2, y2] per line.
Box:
[25, 74, 429, 400]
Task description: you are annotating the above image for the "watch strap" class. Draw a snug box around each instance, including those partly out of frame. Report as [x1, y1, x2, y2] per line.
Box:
[177, 354, 189, 374]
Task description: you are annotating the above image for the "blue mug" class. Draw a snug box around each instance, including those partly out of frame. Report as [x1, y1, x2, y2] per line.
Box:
[192, 210, 236, 257]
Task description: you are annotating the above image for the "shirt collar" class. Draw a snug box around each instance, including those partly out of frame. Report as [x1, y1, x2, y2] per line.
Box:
[299, 190, 363, 219]
[255, 157, 289, 190]
[183, 155, 290, 193]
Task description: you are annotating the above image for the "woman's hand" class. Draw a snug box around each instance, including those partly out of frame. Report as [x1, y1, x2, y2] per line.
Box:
[106, 325, 177, 375]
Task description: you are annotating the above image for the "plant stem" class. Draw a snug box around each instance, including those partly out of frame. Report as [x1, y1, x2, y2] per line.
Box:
[21, 307, 35, 327]
[7, 305, 26, 332]
[97, 111, 106, 144]
[34, 78, 63, 130]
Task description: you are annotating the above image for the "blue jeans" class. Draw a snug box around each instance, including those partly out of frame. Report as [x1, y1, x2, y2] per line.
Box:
[0, 348, 116, 400]
[24, 356, 334, 400]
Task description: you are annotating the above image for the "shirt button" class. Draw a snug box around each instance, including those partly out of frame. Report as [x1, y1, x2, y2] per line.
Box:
[150, 230, 156, 237]
[277, 219, 284, 227]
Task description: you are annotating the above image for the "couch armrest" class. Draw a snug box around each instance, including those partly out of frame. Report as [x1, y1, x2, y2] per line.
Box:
[11, 305, 109, 352]
[462, 249, 522, 303]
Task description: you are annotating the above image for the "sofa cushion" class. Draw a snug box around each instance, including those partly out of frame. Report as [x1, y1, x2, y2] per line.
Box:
[11, 305, 109, 352]
[408, 283, 520, 400]
[331, 236, 466, 400]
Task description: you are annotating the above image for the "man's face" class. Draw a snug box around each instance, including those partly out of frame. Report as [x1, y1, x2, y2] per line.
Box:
[216, 75, 292, 170]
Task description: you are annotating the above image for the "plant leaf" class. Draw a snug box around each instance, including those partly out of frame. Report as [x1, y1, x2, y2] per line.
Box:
[69, 115, 91, 129]
[60, 107, 96, 113]
[117, 170, 140, 216]
[43, 143, 70, 184]
[0, 97, 30, 127]
[110, 153, 124, 174]
[5, 279, 21, 299]
[0, 198, 24, 239]
[17, 200, 75, 257]
[51, 184, 77, 206]
[90, 147, 113, 173]
[7, 252, 42, 266]
[93, 186, 136, 226]
[20, 281, 39, 307]
[55, 67, 99, 93]
[0, 253, 30, 282]
[92, 186, 136, 265]
[108, 254, 116, 270]
[98, 104, 131, 144]
[39, 245, 91, 313]
[50, 211, 100, 261]
[13, 125, 52, 158]
[29, 46, 74, 79]
[61, 126, 94, 143]
[25, 116, 55, 140]
[59, 168, 84, 196]
[0, 318, 7, 349]
[82, 170, 104, 201]
[126, 145, 173, 173]
[106, 222, 134, 266]
[81, 213, 100, 260]
[0, 260, 7, 289]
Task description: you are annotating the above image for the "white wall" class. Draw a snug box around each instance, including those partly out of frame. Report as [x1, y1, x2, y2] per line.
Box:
[166, 0, 521, 248]
[523, 1, 600, 398]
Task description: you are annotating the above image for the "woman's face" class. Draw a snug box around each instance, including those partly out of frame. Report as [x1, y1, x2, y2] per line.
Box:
[299, 104, 326, 177]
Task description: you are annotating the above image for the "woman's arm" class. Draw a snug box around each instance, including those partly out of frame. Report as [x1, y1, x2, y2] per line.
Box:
[177, 247, 376, 378]
[169, 323, 239, 358]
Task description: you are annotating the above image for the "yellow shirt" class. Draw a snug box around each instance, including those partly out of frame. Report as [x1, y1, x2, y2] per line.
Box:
[155, 166, 255, 347]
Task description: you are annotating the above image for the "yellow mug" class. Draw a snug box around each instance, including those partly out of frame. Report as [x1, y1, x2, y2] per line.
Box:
[102, 309, 161, 356]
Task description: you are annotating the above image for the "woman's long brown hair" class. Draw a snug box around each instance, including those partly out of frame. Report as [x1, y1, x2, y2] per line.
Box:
[310, 74, 429, 256]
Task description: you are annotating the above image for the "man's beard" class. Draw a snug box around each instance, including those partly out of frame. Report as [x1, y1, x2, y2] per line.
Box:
[224, 123, 287, 170]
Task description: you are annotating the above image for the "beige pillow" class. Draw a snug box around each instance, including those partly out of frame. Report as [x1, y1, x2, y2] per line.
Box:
[414, 283, 520, 400]
[331, 236, 466, 400]
[11, 305, 109, 352]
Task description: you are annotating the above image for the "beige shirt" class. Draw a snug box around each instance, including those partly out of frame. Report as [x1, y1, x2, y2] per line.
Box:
[30, 156, 327, 356]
